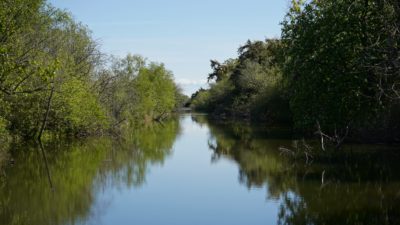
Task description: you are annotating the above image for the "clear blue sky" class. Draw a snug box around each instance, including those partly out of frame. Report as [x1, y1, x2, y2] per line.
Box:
[49, 0, 289, 95]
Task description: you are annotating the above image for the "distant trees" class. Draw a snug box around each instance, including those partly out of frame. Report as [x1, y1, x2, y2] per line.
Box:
[96, 55, 181, 126]
[0, 0, 185, 140]
[134, 63, 178, 121]
[191, 39, 291, 124]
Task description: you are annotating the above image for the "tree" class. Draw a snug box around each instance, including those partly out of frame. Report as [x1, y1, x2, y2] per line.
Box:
[207, 59, 237, 82]
[191, 39, 290, 123]
[134, 63, 177, 122]
[282, 0, 400, 139]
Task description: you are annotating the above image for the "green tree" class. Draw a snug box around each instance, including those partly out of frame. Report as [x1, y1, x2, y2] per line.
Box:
[134, 63, 177, 121]
[282, 0, 400, 138]
[0, 1, 106, 138]
[191, 39, 290, 123]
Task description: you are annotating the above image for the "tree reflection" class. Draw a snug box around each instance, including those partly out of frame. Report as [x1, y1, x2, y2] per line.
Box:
[193, 114, 400, 225]
[0, 118, 181, 225]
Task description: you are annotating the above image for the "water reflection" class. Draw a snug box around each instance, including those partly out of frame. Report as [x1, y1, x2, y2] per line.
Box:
[0, 119, 181, 225]
[1, 114, 400, 225]
[192, 114, 400, 225]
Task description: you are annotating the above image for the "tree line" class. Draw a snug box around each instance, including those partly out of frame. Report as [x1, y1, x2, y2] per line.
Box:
[190, 0, 400, 143]
[0, 0, 186, 141]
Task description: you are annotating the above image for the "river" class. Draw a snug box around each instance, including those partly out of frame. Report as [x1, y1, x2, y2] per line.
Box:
[0, 113, 399, 225]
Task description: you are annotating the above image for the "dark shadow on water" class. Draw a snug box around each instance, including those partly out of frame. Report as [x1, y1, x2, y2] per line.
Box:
[191, 113, 400, 225]
[37, 140, 54, 191]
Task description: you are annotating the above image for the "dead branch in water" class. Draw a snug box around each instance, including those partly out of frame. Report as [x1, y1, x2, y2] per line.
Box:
[315, 121, 349, 150]
[279, 139, 314, 164]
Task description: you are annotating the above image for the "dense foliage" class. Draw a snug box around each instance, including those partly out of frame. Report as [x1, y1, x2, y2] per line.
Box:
[191, 0, 400, 142]
[191, 39, 291, 124]
[282, 0, 400, 140]
[0, 0, 185, 140]
[94, 55, 184, 131]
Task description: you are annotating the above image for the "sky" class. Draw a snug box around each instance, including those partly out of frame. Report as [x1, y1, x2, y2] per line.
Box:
[49, 0, 289, 95]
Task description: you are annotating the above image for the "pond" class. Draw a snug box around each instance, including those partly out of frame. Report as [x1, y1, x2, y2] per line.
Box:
[0, 113, 399, 225]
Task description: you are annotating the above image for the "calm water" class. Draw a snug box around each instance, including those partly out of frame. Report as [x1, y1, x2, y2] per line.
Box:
[0, 113, 399, 225]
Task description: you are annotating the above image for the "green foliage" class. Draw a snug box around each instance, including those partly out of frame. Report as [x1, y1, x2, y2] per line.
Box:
[0, 117, 10, 165]
[0, 1, 184, 139]
[207, 59, 237, 82]
[96, 54, 145, 126]
[0, 0, 105, 138]
[191, 39, 291, 124]
[192, 0, 399, 141]
[0, 118, 8, 140]
[134, 63, 177, 121]
[190, 88, 212, 111]
[174, 86, 189, 108]
[96, 55, 183, 128]
[51, 77, 108, 135]
[282, 0, 400, 134]
[190, 79, 235, 114]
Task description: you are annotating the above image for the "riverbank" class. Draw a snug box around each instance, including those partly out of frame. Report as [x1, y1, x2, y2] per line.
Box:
[189, 0, 400, 145]
[193, 112, 400, 146]
[0, 1, 188, 142]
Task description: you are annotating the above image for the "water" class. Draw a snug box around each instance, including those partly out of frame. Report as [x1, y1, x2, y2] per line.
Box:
[0, 113, 399, 225]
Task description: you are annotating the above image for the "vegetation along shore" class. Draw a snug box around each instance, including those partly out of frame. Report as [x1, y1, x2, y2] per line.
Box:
[189, 0, 400, 145]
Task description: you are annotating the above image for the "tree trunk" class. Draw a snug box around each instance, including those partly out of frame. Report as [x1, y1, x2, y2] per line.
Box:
[37, 85, 55, 140]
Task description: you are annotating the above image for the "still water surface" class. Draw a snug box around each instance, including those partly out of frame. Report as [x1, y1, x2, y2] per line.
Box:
[0, 113, 399, 225]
